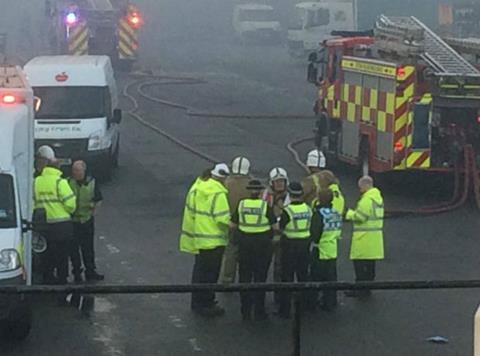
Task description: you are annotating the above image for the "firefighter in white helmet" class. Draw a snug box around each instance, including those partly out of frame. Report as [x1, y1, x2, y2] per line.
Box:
[220, 157, 252, 284]
[263, 167, 290, 304]
[302, 149, 327, 206]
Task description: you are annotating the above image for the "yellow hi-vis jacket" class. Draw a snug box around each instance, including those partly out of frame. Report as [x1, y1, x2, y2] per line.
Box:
[34, 166, 76, 223]
[179, 177, 202, 254]
[184, 178, 230, 252]
[345, 187, 384, 260]
[329, 183, 345, 216]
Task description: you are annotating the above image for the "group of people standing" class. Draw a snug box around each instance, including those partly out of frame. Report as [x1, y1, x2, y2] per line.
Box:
[179, 149, 385, 320]
[33, 145, 104, 290]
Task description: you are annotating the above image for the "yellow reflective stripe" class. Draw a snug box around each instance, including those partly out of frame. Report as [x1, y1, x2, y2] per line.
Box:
[61, 193, 76, 202]
[35, 198, 62, 204]
[353, 227, 382, 232]
[193, 233, 227, 239]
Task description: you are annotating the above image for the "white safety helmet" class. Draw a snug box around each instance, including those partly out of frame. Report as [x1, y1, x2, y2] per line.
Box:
[306, 149, 326, 169]
[37, 145, 56, 161]
[231, 156, 250, 175]
[269, 167, 289, 184]
[211, 163, 230, 178]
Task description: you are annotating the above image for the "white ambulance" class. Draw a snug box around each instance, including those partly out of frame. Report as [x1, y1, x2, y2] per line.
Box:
[24, 55, 122, 180]
[0, 66, 33, 340]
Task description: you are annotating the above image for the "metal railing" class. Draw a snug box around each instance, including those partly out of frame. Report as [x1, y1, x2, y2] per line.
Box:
[3, 280, 480, 356]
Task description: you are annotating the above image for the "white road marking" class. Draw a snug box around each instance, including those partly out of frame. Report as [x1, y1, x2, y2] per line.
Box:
[99, 235, 106, 240]
[188, 338, 202, 352]
[168, 315, 186, 328]
[92, 298, 125, 356]
[106, 244, 120, 254]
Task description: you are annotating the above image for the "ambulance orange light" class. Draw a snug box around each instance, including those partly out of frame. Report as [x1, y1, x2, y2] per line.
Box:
[1, 94, 16, 104]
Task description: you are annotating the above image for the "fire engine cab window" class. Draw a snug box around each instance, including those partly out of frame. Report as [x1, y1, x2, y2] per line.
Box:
[412, 104, 430, 149]
[0, 174, 17, 229]
[34, 87, 109, 119]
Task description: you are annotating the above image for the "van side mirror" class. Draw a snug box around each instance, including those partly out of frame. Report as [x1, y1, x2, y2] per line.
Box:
[307, 62, 319, 84]
[113, 109, 122, 124]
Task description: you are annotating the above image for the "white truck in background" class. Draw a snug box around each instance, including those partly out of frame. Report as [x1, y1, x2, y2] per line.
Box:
[287, 0, 355, 57]
[0, 66, 34, 340]
[24, 55, 122, 181]
[233, 4, 282, 44]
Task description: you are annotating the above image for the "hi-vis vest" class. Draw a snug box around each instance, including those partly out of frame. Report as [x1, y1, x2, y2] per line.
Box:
[68, 177, 96, 224]
[284, 203, 313, 239]
[34, 167, 76, 223]
[317, 207, 342, 259]
[346, 187, 384, 260]
[238, 198, 271, 234]
[311, 183, 345, 216]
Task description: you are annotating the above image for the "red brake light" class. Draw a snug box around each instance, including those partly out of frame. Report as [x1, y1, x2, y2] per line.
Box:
[397, 66, 406, 79]
[477, 116, 480, 124]
[128, 12, 143, 28]
[1, 94, 16, 104]
[394, 141, 404, 153]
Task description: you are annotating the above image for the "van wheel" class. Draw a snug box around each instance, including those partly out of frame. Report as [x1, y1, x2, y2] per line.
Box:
[4, 304, 32, 342]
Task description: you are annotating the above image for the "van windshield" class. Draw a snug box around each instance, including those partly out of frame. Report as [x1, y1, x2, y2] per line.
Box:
[239, 9, 275, 22]
[0, 174, 17, 229]
[34, 86, 108, 119]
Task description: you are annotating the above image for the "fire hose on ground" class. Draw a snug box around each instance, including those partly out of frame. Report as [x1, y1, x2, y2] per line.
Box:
[125, 74, 480, 216]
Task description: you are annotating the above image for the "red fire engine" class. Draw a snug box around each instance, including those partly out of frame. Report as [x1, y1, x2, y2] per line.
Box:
[308, 16, 480, 174]
[46, 0, 143, 69]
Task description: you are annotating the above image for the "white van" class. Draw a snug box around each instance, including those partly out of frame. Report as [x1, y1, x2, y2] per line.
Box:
[24, 55, 122, 180]
[287, 1, 355, 57]
[0, 66, 33, 340]
[233, 4, 282, 43]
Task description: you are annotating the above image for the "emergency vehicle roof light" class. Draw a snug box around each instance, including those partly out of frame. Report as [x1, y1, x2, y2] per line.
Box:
[128, 12, 142, 28]
[397, 66, 406, 79]
[65, 12, 78, 26]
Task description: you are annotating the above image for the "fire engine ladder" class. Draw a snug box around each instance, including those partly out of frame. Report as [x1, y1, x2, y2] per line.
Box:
[443, 37, 480, 57]
[378, 15, 480, 76]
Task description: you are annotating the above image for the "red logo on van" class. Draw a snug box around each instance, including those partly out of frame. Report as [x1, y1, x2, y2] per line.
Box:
[55, 72, 69, 82]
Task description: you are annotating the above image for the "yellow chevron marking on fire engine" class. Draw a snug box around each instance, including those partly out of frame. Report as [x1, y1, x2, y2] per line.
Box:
[68, 24, 88, 55]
